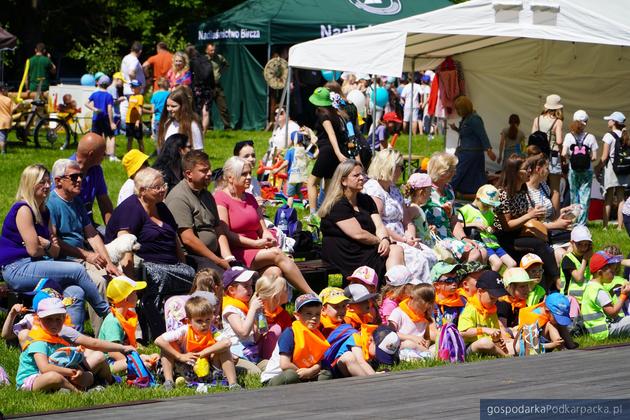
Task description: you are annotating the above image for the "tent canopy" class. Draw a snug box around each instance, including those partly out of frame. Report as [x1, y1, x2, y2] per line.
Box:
[0, 27, 17, 50]
[289, 0, 630, 164]
[197, 0, 451, 45]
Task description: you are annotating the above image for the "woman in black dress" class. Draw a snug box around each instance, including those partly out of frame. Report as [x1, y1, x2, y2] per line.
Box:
[318, 159, 404, 286]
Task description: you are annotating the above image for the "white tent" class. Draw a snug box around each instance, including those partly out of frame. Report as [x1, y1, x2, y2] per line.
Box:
[289, 0, 630, 167]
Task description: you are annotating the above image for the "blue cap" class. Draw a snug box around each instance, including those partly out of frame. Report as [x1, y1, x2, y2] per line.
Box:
[294, 293, 322, 312]
[130, 79, 142, 88]
[545, 293, 571, 326]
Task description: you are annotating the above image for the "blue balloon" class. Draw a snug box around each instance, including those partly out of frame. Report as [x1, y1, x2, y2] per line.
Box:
[94, 71, 105, 81]
[321, 70, 340, 81]
[371, 87, 389, 108]
[80, 74, 96, 86]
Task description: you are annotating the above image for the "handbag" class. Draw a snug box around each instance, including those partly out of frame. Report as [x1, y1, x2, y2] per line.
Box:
[520, 219, 548, 242]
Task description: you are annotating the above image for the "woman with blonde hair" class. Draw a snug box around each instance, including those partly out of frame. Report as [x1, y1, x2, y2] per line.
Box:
[255, 275, 292, 359]
[449, 96, 496, 197]
[363, 149, 436, 282]
[0, 164, 110, 331]
[319, 159, 404, 286]
[166, 51, 192, 91]
[531, 94, 564, 215]
[215, 156, 315, 294]
[157, 86, 203, 151]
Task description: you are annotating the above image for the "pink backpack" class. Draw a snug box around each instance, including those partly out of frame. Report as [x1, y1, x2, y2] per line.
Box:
[437, 323, 466, 363]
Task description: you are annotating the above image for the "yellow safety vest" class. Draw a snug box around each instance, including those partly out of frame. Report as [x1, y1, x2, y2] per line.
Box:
[559, 252, 590, 304]
[581, 281, 609, 341]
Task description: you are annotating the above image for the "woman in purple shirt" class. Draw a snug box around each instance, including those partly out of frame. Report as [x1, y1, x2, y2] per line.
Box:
[0, 164, 109, 331]
[106, 167, 194, 340]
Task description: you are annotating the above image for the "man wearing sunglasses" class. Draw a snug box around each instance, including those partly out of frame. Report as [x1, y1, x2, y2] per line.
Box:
[47, 158, 121, 336]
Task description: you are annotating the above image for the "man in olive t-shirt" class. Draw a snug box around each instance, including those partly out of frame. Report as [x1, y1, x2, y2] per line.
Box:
[28, 43, 56, 92]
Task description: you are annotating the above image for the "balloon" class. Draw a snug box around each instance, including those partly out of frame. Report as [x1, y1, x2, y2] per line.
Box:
[94, 71, 105, 82]
[371, 87, 389, 108]
[80, 74, 96, 86]
[387, 76, 396, 84]
[347, 89, 366, 115]
[321, 70, 340, 81]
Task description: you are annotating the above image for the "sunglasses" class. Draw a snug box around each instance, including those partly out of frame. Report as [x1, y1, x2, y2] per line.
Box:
[438, 276, 459, 284]
[61, 173, 82, 182]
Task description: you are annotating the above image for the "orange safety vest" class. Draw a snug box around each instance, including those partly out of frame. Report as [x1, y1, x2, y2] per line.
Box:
[265, 306, 292, 330]
[467, 294, 497, 321]
[344, 309, 372, 329]
[111, 307, 138, 347]
[291, 320, 330, 368]
[352, 324, 378, 360]
[185, 325, 217, 353]
[222, 295, 249, 315]
[319, 313, 341, 337]
[518, 302, 550, 328]
[499, 295, 527, 313]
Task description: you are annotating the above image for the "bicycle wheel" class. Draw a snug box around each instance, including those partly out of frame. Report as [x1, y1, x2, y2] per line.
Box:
[34, 118, 71, 149]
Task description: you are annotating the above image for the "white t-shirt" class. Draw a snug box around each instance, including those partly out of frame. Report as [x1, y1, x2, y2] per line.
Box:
[562, 132, 598, 168]
[260, 342, 282, 383]
[388, 306, 428, 337]
[165, 120, 204, 150]
[222, 305, 255, 358]
[158, 325, 190, 353]
[121, 53, 145, 95]
[117, 178, 135, 206]
[400, 83, 422, 110]
[270, 120, 300, 150]
[596, 290, 612, 308]
[602, 129, 623, 163]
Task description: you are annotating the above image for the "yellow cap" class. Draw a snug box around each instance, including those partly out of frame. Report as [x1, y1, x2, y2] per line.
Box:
[502, 267, 532, 287]
[122, 149, 150, 178]
[319, 287, 349, 305]
[519, 253, 543, 269]
[112, 71, 128, 83]
[106, 276, 147, 304]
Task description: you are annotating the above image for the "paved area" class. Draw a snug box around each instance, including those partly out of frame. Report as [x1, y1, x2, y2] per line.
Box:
[15, 346, 630, 419]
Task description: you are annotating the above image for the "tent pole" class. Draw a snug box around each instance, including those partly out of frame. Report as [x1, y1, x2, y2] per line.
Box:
[266, 42, 271, 127]
[408, 65, 414, 179]
[371, 74, 377, 151]
[285, 66, 292, 148]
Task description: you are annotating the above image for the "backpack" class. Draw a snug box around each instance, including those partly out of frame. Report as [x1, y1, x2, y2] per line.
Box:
[274, 204, 300, 236]
[126, 350, 157, 388]
[610, 131, 630, 175]
[527, 117, 556, 156]
[569, 133, 591, 171]
[436, 323, 466, 363]
[164, 295, 189, 332]
[192, 55, 215, 88]
[322, 324, 358, 369]
[512, 322, 545, 357]
[49, 346, 86, 369]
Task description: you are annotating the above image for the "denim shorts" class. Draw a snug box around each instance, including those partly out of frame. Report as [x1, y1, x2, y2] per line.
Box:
[486, 246, 507, 258]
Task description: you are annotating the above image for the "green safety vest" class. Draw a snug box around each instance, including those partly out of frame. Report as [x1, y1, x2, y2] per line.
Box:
[559, 252, 590, 304]
[527, 284, 546, 306]
[581, 281, 609, 341]
[604, 276, 628, 317]
[458, 204, 499, 248]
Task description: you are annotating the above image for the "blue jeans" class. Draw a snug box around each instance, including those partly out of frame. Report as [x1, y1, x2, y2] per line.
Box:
[2, 258, 110, 331]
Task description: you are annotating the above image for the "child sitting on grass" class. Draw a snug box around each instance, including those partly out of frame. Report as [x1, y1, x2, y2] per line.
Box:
[260, 294, 331, 386]
[457, 271, 514, 357]
[520, 254, 547, 306]
[319, 287, 349, 338]
[455, 261, 486, 303]
[431, 262, 466, 327]
[497, 268, 536, 329]
[601, 245, 630, 316]
[519, 293, 574, 351]
[379, 265, 419, 324]
[221, 267, 264, 373]
[98, 276, 159, 373]
[458, 184, 516, 272]
[255, 275, 292, 360]
[347, 266, 380, 320]
[156, 296, 238, 390]
[581, 251, 630, 340]
[15, 297, 134, 392]
[343, 284, 380, 329]
[388, 284, 436, 359]
[559, 225, 593, 304]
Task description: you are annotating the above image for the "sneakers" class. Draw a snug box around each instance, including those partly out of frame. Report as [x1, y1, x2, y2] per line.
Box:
[162, 380, 174, 391]
[228, 383, 242, 391]
[87, 385, 106, 393]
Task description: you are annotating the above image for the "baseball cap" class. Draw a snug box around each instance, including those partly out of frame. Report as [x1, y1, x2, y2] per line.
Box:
[344, 284, 379, 304]
[502, 267, 532, 287]
[385, 265, 420, 287]
[112, 71, 128, 83]
[36, 297, 67, 318]
[347, 266, 379, 288]
[456, 261, 486, 280]
[98, 75, 111, 86]
[295, 293, 322, 312]
[570, 225, 592, 243]
[545, 293, 572, 326]
[589, 251, 623, 273]
[382, 112, 402, 124]
[573, 110, 588, 123]
[604, 111, 626, 124]
[25, 278, 62, 296]
[222, 266, 258, 288]
[476, 271, 508, 297]
[190, 291, 218, 307]
[431, 262, 461, 283]
[373, 325, 401, 365]
[122, 149, 150, 178]
[319, 287, 349, 305]
[519, 253, 543, 269]
[476, 184, 501, 207]
[130, 79, 142, 88]
[107, 276, 147, 304]
[407, 173, 432, 190]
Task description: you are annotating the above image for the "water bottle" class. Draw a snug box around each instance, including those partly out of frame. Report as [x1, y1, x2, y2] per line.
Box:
[257, 311, 269, 335]
[277, 211, 288, 234]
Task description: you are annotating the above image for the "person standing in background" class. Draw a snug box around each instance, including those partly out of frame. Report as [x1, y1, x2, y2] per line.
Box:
[27, 43, 56, 94]
[121, 41, 145, 96]
[142, 42, 173, 93]
[205, 42, 231, 130]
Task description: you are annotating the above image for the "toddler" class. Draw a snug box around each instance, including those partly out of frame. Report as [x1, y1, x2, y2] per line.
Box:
[255, 275, 292, 360]
[456, 261, 485, 303]
[319, 287, 350, 338]
[86, 75, 117, 161]
[388, 284, 436, 359]
[150, 77, 170, 144]
[402, 173, 434, 247]
[0, 82, 16, 154]
[378, 265, 418, 324]
[520, 254, 547, 306]
[431, 262, 466, 327]
[126, 79, 144, 152]
[519, 292, 574, 351]
[343, 284, 379, 329]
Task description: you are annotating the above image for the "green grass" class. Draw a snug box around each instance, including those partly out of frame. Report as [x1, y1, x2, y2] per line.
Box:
[0, 130, 629, 415]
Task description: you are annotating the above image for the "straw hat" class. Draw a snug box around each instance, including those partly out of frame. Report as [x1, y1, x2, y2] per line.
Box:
[544, 94, 563, 110]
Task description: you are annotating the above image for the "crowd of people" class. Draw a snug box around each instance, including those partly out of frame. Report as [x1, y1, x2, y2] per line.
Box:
[1, 45, 630, 396]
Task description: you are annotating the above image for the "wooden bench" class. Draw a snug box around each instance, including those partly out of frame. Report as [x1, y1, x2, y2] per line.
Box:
[295, 259, 340, 293]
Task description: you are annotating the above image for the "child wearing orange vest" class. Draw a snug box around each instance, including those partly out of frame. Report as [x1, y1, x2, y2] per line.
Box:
[456, 261, 486, 303]
[343, 284, 380, 328]
[261, 294, 332, 386]
[378, 265, 419, 324]
[388, 284, 437, 358]
[15, 297, 135, 392]
[432, 262, 466, 327]
[457, 271, 514, 357]
[255, 276, 292, 360]
[518, 292, 573, 351]
[319, 287, 350, 338]
[98, 276, 159, 373]
[156, 296, 238, 390]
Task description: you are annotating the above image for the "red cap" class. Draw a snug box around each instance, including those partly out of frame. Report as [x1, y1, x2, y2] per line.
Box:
[382, 112, 402, 123]
[589, 251, 623, 273]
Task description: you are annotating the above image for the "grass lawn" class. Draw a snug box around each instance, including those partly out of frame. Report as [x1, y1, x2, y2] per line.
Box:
[0, 130, 629, 415]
